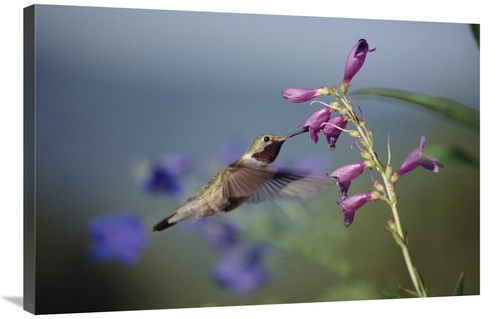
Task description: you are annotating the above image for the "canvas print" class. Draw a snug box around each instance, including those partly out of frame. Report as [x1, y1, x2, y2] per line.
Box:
[24, 4, 479, 315]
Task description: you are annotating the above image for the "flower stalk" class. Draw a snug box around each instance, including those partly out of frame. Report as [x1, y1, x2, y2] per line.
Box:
[339, 92, 428, 297]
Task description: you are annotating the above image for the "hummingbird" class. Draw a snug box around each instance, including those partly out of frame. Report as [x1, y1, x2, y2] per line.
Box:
[152, 129, 336, 231]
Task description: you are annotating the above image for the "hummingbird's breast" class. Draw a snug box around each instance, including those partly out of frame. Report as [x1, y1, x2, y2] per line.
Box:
[168, 168, 249, 224]
[199, 179, 249, 214]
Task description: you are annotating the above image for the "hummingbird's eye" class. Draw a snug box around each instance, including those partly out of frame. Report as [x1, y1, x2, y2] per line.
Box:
[263, 136, 270, 142]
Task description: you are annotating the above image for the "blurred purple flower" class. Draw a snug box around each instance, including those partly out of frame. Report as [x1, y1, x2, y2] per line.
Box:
[394, 136, 443, 180]
[140, 163, 183, 195]
[281, 87, 323, 103]
[327, 161, 367, 198]
[322, 114, 348, 149]
[212, 244, 269, 296]
[140, 153, 193, 196]
[298, 107, 332, 143]
[192, 218, 240, 248]
[340, 39, 376, 94]
[88, 211, 149, 266]
[337, 191, 377, 226]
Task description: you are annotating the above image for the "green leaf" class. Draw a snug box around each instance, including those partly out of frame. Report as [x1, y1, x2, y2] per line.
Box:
[352, 88, 479, 132]
[470, 24, 480, 48]
[453, 271, 466, 296]
[425, 145, 479, 169]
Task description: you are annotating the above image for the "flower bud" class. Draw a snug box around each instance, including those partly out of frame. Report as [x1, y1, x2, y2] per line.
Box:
[387, 219, 397, 233]
[359, 118, 367, 129]
[340, 39, 376, 94]
[373, 180, 385, 193]
[329, 101, 342, 111]
[281, 87, 324, 103]
[348, 129, 360, 138]
[360, 149, 372, 160]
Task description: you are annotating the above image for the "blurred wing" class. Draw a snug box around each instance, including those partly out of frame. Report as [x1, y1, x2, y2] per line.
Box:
[224, 166, 336, 204]
[222, 164, 275, 200]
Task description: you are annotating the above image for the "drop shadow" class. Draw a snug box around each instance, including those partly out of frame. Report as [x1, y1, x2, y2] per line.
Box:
[3, 296, 23, 308]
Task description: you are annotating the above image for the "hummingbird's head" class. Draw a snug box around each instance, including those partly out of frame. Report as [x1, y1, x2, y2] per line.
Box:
[242, 129, 307, 165]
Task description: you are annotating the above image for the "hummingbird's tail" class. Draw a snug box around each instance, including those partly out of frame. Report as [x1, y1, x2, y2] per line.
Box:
[152, 211, 177, 231]
[152, 219, 176, 231]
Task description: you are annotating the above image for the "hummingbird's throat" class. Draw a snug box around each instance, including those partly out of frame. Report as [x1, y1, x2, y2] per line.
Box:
[251, 142, 284, 164]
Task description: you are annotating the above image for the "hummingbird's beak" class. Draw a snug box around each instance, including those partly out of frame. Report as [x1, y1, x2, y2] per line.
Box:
[285, 128, 308, 139]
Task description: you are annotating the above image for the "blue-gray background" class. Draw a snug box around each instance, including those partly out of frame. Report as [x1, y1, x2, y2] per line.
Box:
[33, 5, 479, 314]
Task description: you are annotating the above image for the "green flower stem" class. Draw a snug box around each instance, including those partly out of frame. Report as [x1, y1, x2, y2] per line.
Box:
[340, 95, 428, 297]
[386, 189, 427, 297]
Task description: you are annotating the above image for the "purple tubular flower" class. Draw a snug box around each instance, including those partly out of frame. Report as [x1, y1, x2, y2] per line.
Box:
[88, 212, 149, 266]
[212, 244, 269, 296]
[282, 87, 323, 103]
[328, 162, 367, 183]
[192, 218, 240, 248]
[337, 192, 376, 226]
[395, 136, 443, 179]
[337, 181, 351, 199]
[340, 39, 376, 94]
[327, 161, 367, 197]
[322, 114, 348, 149]
[298, 107, 332, 143]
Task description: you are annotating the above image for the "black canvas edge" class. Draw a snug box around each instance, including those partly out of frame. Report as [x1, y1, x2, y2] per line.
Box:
[23, 4, 36, 315]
